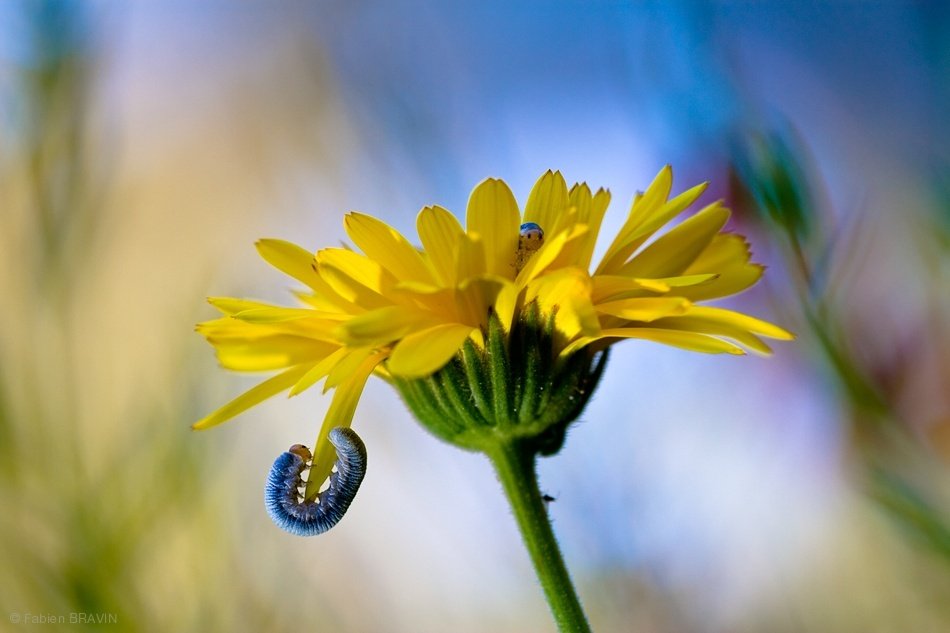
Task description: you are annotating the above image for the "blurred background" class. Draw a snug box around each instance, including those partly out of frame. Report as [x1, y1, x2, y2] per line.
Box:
[1, 1, 948, 631]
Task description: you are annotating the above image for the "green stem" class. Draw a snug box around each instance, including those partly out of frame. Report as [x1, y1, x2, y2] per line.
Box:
[487, 439, 592, 633]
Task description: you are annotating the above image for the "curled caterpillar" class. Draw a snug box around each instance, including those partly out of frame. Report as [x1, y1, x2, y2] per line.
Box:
[264, 427, 367, 536]
[515, 222, 544, 271]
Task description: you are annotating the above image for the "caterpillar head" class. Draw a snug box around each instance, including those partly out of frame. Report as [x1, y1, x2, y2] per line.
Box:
[288, 444, 312, 463]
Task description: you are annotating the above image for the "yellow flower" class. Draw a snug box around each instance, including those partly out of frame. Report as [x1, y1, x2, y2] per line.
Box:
[194, 166, 792, 497]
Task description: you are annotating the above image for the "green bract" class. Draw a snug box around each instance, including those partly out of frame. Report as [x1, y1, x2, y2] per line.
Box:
[394, 303, 608, 456]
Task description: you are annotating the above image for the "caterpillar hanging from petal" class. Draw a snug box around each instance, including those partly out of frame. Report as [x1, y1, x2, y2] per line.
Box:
[264, 427, 367, 536]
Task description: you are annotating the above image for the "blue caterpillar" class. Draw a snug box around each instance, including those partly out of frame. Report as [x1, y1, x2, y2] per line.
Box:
[264, 427, 367, 536]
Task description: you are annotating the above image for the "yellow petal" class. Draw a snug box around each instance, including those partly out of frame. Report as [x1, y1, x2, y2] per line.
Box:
[597, 168, 672, 273]
[556, 295, 600, 341]
[620, 203, 730, 278]
[344, 212, 435, 284]
[600, 182, 710, 274]
[293, 289, 345, 313]
[591, 274, 720, 303]
[569, 183, 592, 223]
[317, 248, 396, 295]
[649, 273, 719, 287]
[548, 205, 580, 245]
[592, 276, 670, 302]
[636, 165, 673, 214]
[573, 185, 611, 269]
[455, 232, 487, 284]
[681, 306, 794, 340]
[232, 307, 323, 323]
[524, 170, 570, 237]
[595, 297, 692, 322]
[597, 168, 709, 274]
[606, 327, 745, 354]
[192, 364, 313, 430]
[210, 335, 339, 372]
[324, 346, 376, 391]
[255, 239, 322, 289]
[336, 305, 440, 346]
[417, 204, 463, 286]
[256, 241, 363, 314]
[197, 315, 340, 342]
[466, 178, 521, 278]
[624, 181, 708, 250]
[526, 267, 590, 307]
[291, 277, 363, 314]
[547, 221, 591, 270]
[590, 327, 745, 355]
[288, 347, 349, 396]
[647, 317, 774, 355]
[387, 323, 475, 377]
[207, 297, 278, 315]
[493, 279, 521, 332]
[455, 275, 504, 327]
[305, 351, 388, 498]
[390, 284, 459, 323]
[317, 260, 390, 310]
[686, 233, 752, 270]
[526, 268, 599, 340]
[393, 280, 443, 294]
[196, 316, 267, 339]
[679, 234, 764, 301]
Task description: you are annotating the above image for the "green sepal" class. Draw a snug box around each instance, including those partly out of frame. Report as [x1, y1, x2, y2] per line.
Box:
[461, 339, 494, 426]
[394, 303, 608, 457]
[488, 311, 513, 426]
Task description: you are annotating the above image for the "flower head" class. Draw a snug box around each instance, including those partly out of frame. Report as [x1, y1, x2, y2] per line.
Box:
[195, 167, 792, 497]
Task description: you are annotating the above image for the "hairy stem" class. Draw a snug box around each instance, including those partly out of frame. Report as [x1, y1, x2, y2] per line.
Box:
[487, 440, 592, 633]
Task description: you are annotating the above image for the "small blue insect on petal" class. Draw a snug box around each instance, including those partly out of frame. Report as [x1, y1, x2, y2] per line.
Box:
[519, 222, 544, 243]
[264, 427, 367, 537]
[514, 222, 545, 272]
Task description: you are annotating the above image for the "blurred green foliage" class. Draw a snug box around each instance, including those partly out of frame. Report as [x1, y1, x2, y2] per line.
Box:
[731, 123, 950, 571]
[871, 468, 950, 562]
[0, 3, 307, 630]
[731, 130, 813, 243]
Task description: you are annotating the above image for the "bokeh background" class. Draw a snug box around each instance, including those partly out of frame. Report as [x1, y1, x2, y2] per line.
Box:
[1, 1, 948, 631]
